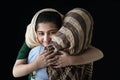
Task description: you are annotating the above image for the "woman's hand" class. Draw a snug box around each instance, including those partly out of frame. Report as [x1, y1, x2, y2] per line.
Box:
[53, 51, 72, 68]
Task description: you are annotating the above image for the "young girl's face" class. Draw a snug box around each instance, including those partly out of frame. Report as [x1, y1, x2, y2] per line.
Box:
[36, 22, 58, 47]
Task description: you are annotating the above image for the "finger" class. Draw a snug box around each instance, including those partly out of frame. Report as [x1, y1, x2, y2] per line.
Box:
[48, 56, 59, 63]
[47, 60, 57, 66]
[53, 64, 61, 68]
[55, 59, 62, 66]
[46, 57, 58, 66]
[58, 51, 66, 55]
[44, 50, 53, 57]
[46, 52, 59, 59]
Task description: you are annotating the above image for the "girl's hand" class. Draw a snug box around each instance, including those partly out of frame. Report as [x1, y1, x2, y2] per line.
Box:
[35, 50, 57, 69]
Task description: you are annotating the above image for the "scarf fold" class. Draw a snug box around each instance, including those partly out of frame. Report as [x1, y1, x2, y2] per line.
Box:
[46, 8, 94, 80]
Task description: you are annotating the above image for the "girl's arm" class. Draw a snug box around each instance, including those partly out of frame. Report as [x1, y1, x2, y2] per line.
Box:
[12, 59, 38, 77]
[12, 42, 38, 77]
[12, 42, 57, 77]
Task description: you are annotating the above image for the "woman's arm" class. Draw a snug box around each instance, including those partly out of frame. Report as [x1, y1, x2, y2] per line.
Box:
[70, 45, 104, 65]
[54, 45, 104, 68]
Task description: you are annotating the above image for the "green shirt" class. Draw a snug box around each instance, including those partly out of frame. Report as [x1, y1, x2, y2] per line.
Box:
[17, 42, 31, 59]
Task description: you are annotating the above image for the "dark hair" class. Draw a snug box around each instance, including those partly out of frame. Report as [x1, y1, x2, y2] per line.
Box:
[35, 11, 62, 31]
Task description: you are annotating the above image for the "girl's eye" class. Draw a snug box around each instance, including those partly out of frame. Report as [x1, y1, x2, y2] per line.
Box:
[38, 32, 44, 36]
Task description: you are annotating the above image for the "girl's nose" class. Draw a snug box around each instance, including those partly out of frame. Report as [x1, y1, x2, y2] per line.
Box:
[44, 33, 51, 42]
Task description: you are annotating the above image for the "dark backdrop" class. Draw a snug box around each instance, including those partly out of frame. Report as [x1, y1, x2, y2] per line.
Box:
[1, 0, 119, 80]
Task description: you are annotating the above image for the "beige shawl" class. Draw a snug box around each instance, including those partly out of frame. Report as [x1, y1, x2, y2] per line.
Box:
[25, 8, 63, 48]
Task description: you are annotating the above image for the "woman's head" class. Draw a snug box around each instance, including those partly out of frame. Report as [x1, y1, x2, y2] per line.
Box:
[25, 8, 63, 48]
[50, 8, 94, 55]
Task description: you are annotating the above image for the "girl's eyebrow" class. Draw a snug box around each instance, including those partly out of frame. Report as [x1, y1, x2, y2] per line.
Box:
[37, 31, 42, 32]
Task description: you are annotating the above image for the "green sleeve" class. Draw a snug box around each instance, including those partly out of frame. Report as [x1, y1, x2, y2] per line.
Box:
[16, 42, 31, 59]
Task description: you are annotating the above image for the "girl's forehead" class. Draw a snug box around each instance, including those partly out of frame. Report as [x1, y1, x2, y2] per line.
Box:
[37, 23, 58, 31]
[37, 22, 57, 28]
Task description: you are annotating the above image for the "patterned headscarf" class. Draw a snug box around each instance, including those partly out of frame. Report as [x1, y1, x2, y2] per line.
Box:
[47, 8, 94, 80]
[25, 8, 63, 48]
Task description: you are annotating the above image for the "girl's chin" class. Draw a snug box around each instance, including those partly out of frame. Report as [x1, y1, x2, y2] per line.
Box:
[43, 44, 49, 47]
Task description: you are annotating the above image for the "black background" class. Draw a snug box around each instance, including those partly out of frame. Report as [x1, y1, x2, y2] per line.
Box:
[1, 0, 120, 80]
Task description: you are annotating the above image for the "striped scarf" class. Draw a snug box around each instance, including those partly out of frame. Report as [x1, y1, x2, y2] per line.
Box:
[46, 8, 94, 80]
